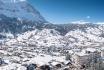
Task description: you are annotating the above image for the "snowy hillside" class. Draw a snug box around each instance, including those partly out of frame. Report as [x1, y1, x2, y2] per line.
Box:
[6, 29, 67, 47]
[1, 22, 104, 70]
[4, 23, 104, 48]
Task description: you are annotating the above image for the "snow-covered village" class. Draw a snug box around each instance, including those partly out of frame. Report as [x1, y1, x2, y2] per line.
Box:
[0, 0, 104, 70]
[1, 41, 104, 70]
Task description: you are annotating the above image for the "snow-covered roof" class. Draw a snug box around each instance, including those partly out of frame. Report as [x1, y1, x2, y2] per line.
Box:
[29, 55, 52, 66]
[64, 60, 71, 65]
[75, 52, 89, 56]
[51, 62, 60, 66]
[72, 48, 81, 52]
[85, 48, 96, 52]
[68, 50, 74, 54]
[101, 47, 104, 50]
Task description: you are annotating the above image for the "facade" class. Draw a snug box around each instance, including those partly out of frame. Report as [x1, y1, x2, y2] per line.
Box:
[72, 48, 101, 70]
[101, 47, 104, 57]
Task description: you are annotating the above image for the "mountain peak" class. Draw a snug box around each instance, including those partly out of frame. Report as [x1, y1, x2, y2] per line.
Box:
[0, 0, 46, 22]
[0, 0, 26, 3]
[0, 0, 47, 34]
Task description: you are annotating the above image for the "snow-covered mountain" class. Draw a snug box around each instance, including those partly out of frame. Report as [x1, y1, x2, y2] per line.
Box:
[4, 23, 104, 48]
[1, 22, 104, 70]
[0, 0, 104, 49]
[0, 0, 46, 22]
[1, 0, 104, 70]
[0, 0, 47, 36]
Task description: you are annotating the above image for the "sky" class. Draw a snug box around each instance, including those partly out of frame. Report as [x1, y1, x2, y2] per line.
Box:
[28, 0, 104, 24]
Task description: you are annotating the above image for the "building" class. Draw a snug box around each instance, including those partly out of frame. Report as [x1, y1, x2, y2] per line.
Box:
[100, 47, 104, 57]
[72, 48, 101, 70]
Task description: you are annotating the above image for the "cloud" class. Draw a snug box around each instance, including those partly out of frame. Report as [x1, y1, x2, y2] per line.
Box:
[95, 22, 104, 24]
[71, 20, 91, 24]
[86, 16, 91, 19]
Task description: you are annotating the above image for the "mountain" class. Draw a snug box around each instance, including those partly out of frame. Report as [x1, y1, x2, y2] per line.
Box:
[1, 1, 104, 70]
[0, 0, 47, 36]
[43, 23, 98, 35]
[0, 0, 104, 48]
[5, 23, 104, 48]
[0, 0, 46, 22]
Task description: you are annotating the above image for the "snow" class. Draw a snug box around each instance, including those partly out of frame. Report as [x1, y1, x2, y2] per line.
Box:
[51, 62, 59, 66]
[0, 0, 46, 23]
[0, 25, 104, 69]
[4, 59, 10, 64]
[17, 66, 26, 70]
[0, 0, 104, 70]
[6, 29, 67, 48]
[75, 52, 89, 56]
[1, 0, 26, 3]
[101, 47, 104, 50]
[53, 56, 65, 62]
[0, 50, 8, 55]
[29, 55, 52, 65]
[5, 23, 104, 48]
[64, 60, 71, 65]
[85, 48, 96, 52]
[72, 48, 81, 52]
[68, 50, 74, 54]
[11, 56, 21, 62]
[0, 63, 21, 70]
